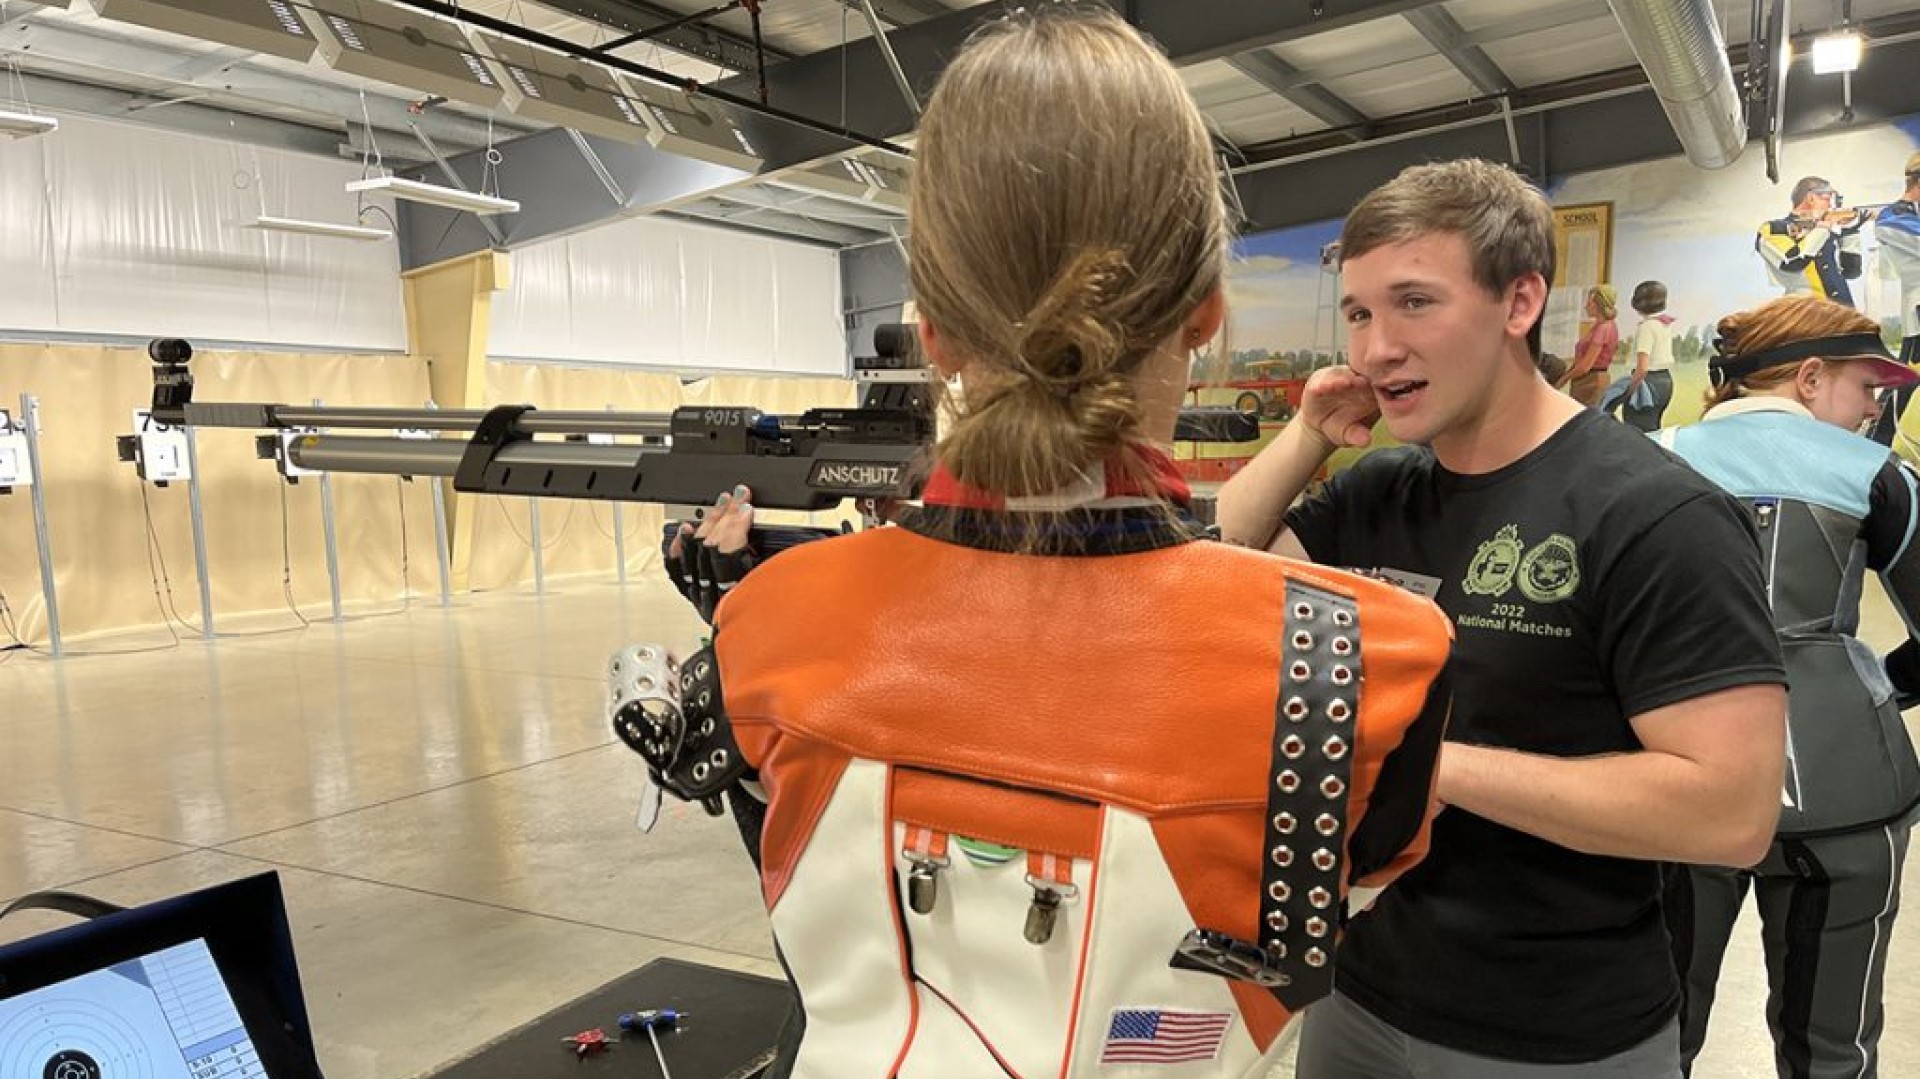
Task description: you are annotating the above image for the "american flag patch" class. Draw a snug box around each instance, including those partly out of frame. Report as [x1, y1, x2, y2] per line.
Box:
[1100, 1007, 1231, 1064]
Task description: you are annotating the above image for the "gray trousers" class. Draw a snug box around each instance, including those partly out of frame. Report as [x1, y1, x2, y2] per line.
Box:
[1295, 989, 1682, 1077]
[1667, 824, 1911, 1079]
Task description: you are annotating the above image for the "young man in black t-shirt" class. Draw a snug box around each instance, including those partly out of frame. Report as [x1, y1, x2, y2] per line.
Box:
[1218, 159, 1788, 1076]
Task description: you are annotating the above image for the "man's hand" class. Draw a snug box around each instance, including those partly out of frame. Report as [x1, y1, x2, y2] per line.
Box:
[664, 485, 758, 623]
[1298, 366, 1381, 451]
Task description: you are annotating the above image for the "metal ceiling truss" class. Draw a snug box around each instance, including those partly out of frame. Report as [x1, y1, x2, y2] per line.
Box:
[1401, 5, 1514, 96]
[1225, 50, 1370, 138]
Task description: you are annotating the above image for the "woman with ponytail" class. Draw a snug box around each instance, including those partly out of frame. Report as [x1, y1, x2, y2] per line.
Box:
[642, 7, 1454, 1076]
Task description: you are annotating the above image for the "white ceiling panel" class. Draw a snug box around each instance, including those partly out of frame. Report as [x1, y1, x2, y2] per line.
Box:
[1181, 59, 1275, 110]
[1273, 14, 1431, 70]
[1207, 98, 1329, 147]
[1481, 22, 1644, 87]
[1318, 54, 1479, 118]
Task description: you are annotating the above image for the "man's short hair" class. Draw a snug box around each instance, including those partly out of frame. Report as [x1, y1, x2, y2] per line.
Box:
[1791, 176, 1832, 207]
[1905, 154, 1920, 185]
[1631, 280, 1668, 316]
[1340, 158, 1556, 296]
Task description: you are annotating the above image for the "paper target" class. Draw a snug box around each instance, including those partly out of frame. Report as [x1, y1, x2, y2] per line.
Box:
[0, 993, 163, 1079]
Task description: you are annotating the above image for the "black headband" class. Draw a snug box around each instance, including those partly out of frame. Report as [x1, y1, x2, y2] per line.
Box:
[1708, 331, 1895, 387]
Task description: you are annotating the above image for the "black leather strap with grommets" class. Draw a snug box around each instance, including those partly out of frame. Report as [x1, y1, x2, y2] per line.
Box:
[1261, 580, 1361, 1011]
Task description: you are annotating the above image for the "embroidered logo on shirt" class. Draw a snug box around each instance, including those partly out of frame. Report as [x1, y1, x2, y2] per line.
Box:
[1518, 533, 1582, 603]
[1100, 1008, 1231, 1064]
[1462, 524, 1524, 598]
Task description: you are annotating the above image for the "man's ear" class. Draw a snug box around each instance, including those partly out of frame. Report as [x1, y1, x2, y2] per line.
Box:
[918, 320, 966, 379]
[1507, 273, 1549, 339]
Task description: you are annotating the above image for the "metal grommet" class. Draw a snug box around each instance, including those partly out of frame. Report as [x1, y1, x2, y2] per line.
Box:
[1277, 770, 1301, 793]
[1327, 699, 1352, 723]
[637, 647, 655, 662]
[1305, 947, 1327, 968]
[1281, 735, 1305, 759]
[1332, 609, 1354, 627]
[1273, 812, 1297, 834]
[1271, 845, 1295, 868]
[1284, 697, 1310, 721]
[1268, 940, 1289, 959]
[1331, 637, 1354, 656]
[1311, 848, 1337, 872]
[1289, 661, 1312, 682]
[636, 675, 655, 692]
[1315, 813, 1339, 836]
[1324, 736, 1349, 760]
[696, 689, 713, 709]
[1309, 887, 1332, 909]
[699, 718, 717, 737]
[1330, 665, 1353, 686]
[710, 749, 729, 766]
[1291, 630, 1315, 651]
[692, 762, 710, 782]
[1266, 910, 1290, 933]
[1321, 776, 1347, 799]
[1292, 602, 1315, 620]
[1306, 917, 1328, 938]
[1268, 881, 1292, 903]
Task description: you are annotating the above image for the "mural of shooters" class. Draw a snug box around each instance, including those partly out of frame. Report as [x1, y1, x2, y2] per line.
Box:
[1756, 176, 1871, 305]
[1175, 229, 1346, 483]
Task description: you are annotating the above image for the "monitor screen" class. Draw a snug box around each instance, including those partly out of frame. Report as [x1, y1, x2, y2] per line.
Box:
[2, 937, 261, 1079]
[0, 874, 324, 1079]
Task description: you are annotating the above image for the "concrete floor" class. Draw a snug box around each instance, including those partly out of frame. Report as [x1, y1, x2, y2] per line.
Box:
[1, 573, 1916, 1078]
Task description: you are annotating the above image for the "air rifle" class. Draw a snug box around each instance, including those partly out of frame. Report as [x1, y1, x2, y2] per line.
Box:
[142, 326, 1258, 514]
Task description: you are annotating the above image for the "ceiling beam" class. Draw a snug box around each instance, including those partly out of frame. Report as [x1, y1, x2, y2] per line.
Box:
[1224, 0, 1612, 95]
[5, 68, 347, 156]
[1227, 26, 1920, 235]
[1402, 5, 1514, 96]
[674, 198, 871, 246]
[714, 0, 1443, 144]
[1226, 50, 1370, 135]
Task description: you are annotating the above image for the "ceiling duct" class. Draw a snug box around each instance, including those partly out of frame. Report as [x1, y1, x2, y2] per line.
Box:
[300, 0, 504, 110]
[471, 32, 652, 145]
[1604, 0, 1747, 168]
[617, 75, 763, 173]
[87, 0, 318, 63]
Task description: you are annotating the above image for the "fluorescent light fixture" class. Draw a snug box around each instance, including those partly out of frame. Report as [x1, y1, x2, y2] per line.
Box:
[345, 176, 519, 215]
[1812, 31, 1863, 74]
[245, 215, 393, 241]
[0, 108, 58, 140]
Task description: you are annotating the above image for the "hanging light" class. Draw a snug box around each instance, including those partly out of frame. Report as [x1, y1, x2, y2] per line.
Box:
[1812, 30, 1864, 74]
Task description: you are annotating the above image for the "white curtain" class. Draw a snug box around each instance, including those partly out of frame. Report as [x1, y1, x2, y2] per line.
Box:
[490, 214, 847, 375]
[0, 113, 406, 351]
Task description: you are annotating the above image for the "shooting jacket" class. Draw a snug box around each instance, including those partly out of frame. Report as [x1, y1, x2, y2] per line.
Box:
[710, 456, 1454, 1078]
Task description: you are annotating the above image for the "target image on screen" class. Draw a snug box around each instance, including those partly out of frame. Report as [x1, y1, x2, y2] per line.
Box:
[0, 937, 263, 1079]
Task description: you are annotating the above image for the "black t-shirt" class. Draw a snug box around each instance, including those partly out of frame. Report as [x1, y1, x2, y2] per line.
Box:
[1285, 409, 1785, 1063]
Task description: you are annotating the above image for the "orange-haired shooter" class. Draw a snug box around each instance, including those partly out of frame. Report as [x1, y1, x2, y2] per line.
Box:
[630, 8, 1457, 1078]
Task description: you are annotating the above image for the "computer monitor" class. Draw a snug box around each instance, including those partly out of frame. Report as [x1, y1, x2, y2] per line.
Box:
[0, 873, 325, 1079]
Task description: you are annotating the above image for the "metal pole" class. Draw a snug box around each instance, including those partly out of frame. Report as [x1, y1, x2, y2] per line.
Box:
[528, 498, 546, 596]
[182, 426, 216, 638]
[608, 405, 627, 586]
[855, 0, 920, 118]
[430, 477, 453, 607]
[313, 399, 343, 622]
[19, 394, 62, 658]
[320, 471, 344, 622]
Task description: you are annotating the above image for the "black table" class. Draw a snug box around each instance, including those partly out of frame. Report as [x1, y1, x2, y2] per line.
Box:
[425, 958, 795, 1079]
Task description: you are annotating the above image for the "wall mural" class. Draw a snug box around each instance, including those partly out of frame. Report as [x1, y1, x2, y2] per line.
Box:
[1178, 111, 1920, 481]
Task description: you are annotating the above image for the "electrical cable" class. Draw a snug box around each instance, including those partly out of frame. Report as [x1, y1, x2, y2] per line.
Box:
[492, 496, 576, 550]
[277, 480, 312, 628]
